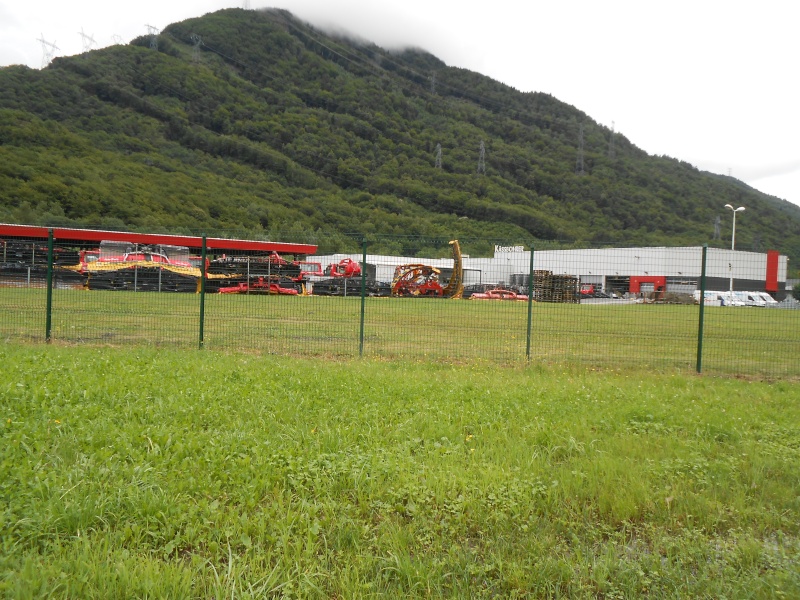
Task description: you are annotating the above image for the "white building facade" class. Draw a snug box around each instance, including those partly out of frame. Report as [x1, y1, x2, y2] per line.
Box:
[310, 246, 789, 298]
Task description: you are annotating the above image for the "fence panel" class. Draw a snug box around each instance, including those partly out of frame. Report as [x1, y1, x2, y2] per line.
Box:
[328, 238, 532, 362]
[525, 247, 701, 371]
[701, 250, 799, 377]
[48, 238, 199, 348]
[201, 245, 361, 357]
[1, 229, 798, 379]
[0, 236, 48, 342]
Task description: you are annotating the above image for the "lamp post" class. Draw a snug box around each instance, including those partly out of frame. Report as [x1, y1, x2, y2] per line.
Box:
[724, 204, 745, 294]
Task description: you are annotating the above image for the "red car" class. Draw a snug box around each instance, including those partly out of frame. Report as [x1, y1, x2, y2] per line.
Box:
[470, 289, 529, 301]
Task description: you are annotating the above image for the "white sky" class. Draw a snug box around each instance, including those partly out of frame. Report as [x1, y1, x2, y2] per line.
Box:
[2, 0, 798, 208]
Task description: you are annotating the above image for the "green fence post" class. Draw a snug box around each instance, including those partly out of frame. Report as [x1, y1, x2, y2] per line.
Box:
[45, 229, 54, 343]
[359, 238, 367, 357]
[199, 234, 206, 349]
[696, 244, 708, 373]
[526, 244, 535, 361]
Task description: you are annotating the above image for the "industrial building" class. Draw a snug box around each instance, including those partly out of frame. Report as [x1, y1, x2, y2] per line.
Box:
[311, 246, 789, 300]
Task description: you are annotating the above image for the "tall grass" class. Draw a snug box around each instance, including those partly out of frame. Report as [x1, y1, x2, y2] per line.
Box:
[2, 343, 798, 597]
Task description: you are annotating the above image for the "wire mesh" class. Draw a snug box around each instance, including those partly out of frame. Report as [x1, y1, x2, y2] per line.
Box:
[525, 247, 700, 371]
[0, 237, 48, 342]
[1, 231, 798, 378]
[700, 249, 799, 377]
[202, 246, 361, 357]
[48, 238, 199, 348]
[356, 238, 530, 362]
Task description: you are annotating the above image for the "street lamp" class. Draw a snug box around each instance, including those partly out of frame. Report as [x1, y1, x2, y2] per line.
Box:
[724, 204, 745, 293]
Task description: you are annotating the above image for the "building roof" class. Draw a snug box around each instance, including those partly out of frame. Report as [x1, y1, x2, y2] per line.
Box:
[0, 224, 317, 255]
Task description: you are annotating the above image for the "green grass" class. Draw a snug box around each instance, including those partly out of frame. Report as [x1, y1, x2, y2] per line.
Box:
[2, 343, 799, 597]
[1, 287, 799, 378]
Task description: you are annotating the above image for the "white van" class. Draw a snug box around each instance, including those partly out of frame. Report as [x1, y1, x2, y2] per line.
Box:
[694, 291, 745, 306]
[734, 291, 767, 307]
[754, 292, 779, 307]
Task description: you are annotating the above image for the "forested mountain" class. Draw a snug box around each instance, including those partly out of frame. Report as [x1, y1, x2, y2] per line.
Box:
[2, 7, 799, 262]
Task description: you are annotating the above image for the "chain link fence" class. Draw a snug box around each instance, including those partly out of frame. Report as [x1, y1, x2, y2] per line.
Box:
[1, 229, 797, 378]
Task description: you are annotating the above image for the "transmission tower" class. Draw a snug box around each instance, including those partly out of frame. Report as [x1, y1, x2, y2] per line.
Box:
[145, 24, 159, 50]
[191, 34, 203, 62]
[713, 215, 721, 240]
[435, 143, 442, 169]
[243, 0, 251, 8]
[608, 121, 616, 159]
[78, 27, 97, 53]
[477, 140, 486, 175]
[752, 233, 761, 252]
[111, 34, 124, 45]
[37, 34, 59, 68]
[430, 72, 436, 95]
[575, 123, 585, 175]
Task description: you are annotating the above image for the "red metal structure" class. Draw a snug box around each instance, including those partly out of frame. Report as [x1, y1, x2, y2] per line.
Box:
[0, 224, 317, 255]
[470, 288, 529, 301]
[391, 264, 444, 296]
[218, 277, 299, 295]
[1, 224, 317, 293]
[325, 258, 361, 278]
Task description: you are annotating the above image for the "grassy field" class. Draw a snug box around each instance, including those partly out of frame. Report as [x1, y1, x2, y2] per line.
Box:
[1, 342, 798, 598]
[0, 286, 798, 378]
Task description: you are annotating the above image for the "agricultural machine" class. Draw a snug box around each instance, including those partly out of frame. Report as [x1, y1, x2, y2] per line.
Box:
[74, 241, 201, 292]
[218, 277, 299, 295]
[325, 258, 361, 278]
[0, 239, 83, 288]
[470, 289, 529, 301]
[304, 258, 391, 296]
[205, 250, 304, 294]
[391, 240, 464, 298]
[63, 241, 309, 294]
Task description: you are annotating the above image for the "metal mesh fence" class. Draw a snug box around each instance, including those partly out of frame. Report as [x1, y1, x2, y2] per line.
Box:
[1, 230, 798, 378]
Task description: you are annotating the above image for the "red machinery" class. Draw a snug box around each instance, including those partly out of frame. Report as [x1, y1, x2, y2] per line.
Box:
[470, 288, 529, 301]
[391, 264, 444, 296]
[218, 276, 299, 295]
[391, 240, 464, 298]
[325, 258, 361, 278]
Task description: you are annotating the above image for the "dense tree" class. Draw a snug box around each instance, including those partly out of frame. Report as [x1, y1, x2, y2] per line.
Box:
[1, 7, 800, 261]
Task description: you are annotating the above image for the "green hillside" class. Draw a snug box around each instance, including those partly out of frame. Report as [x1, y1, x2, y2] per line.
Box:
[2, 7, 799, 261]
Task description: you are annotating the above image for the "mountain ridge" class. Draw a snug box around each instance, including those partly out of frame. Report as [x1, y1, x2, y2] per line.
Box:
[1, 7, 798, 263]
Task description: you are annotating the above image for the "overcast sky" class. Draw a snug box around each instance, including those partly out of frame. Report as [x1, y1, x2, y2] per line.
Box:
[2, 0, 798, 210]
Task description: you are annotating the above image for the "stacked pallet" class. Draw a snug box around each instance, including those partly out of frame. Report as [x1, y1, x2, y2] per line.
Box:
[531, 270, 580, 303]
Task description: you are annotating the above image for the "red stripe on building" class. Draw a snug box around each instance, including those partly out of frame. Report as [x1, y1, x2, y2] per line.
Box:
[765, 250, 779, 292]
